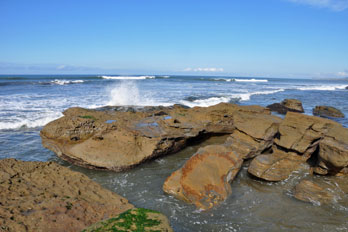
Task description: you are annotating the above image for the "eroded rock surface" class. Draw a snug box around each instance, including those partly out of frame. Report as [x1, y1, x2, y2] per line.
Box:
[163, 145, 243, 210]
[82, 208, 173, 232]
[248, 112, 348, 181]
[41, 103, 271, 171]
[313, 105, 345, 118]
[225, 112, 281, 159]
[248, 148, 309, 181]
[267, 99, 304, 114]
[294, 180, 334, 204]
[0, 159, 133, 232]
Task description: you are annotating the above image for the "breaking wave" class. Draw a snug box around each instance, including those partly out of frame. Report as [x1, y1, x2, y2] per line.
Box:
[295, 85, 347, 91]
[101, 75, 155, 80]
[50, 79, 85, 85]
[180, 89, 284, 107]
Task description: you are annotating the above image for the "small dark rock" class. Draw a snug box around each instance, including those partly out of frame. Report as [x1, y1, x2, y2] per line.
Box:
[313, 106, 345, 118]
[267, 99, 304, 115]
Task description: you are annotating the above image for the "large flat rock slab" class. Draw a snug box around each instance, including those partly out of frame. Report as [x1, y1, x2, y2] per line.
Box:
[0, 159, 133, 232]
[41, 103, 271, 171]
[163, 145, 243, 211]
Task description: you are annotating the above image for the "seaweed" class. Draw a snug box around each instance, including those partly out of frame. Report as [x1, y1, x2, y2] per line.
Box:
[83, 208, 162, 232]
[79, 115, 97, 121]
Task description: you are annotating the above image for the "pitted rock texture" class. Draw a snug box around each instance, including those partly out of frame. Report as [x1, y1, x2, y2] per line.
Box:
[40, 103, 271, 171]
[0, 159, 133, 232]
[163, 145, 243, 211]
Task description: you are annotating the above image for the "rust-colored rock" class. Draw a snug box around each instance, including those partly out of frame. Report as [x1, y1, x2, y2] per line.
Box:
[163, 145, 243, 210]
[0, 159, 133, 232]
[294, 180, 334, 204]
[313, 105, 345, 118]
[248, 148, 309, 181]
[41, 103, 270, 171]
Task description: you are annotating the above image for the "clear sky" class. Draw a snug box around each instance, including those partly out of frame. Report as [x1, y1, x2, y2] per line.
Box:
[0, 0, 347, 78]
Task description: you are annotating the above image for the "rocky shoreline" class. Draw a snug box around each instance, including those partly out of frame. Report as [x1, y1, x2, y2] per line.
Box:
[1, 101, 348, 231]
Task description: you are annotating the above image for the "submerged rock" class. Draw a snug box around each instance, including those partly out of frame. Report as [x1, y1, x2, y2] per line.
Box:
[0, 159, 133, 232]
[163, 145, 243, 211]
[313, 106, 345, 118]
[267, 99, 304, 115]
[41, 103, 270, 171]
[82, 208, 173, 232]
[294, 180, 334, 204]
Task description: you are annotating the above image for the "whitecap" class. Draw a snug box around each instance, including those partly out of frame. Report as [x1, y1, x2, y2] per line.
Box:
[235, 78, 268, 82]
[101, 75, 155, 80]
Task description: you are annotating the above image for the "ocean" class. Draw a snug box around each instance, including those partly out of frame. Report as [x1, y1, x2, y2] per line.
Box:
[1, 75, 348, 231]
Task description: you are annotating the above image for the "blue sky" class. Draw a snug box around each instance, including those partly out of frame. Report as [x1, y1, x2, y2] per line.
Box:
[0, 0, 347, 78]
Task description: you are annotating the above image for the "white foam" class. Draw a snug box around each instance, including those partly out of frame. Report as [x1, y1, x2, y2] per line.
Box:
[51, 79, 84, 85]
[296, 85, 347, 91]
[101, 75, 155, 80]
[235, 78, 268, 82]
[180, 89, 284, 107]
[0, 111, 63, 130]
[106, 80, 171, 106]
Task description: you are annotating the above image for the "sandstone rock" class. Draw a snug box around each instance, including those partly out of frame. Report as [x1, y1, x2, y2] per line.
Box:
[294, 180, 334, 204]
[0, 159, 133, 232]
[273, 112, 348, 176]
[41, 103, 270, 171]
[313, 106, 345, 118]
[281, 99, 304, 112]
[225, 112, 281, 159]
[267, 99, 304, 114]
[316, 132, 348, 175]
[163, 145, 243, 210]
[248, 148, 309, 181]
[82, 208, 173, 232]
[275, 112, 340, 154]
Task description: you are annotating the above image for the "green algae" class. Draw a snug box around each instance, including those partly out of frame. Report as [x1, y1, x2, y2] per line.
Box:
[79, 115, 97, 121]
[82, 208, 164, 232]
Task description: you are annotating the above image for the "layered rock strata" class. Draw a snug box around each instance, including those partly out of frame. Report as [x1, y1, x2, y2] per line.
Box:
[40, 103, 271, 171]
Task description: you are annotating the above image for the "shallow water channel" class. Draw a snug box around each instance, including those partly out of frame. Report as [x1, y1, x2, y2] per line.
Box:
[57, 135, 348, 232]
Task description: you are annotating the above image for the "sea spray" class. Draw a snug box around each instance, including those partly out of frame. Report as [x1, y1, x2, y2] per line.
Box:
[107, 80, 159, 106]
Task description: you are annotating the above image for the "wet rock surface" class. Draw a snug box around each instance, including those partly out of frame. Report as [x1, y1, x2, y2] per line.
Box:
[248, 148, 309, 181]
[313, 105, 345, 118]
[0, 159, 133, 232]
[40, 103, 270, 171]
[82, 208, 173, 232]
[294, 180, 334, 204]
[163, 145, 243, 210]
[267, 99, 304, 114]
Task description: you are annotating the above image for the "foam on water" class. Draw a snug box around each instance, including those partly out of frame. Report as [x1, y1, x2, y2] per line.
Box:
[235, 78, 268, 82]
[50, 79, 85, 85]
[296, 84, 347, 91]
[180, 89, 285, 107]
[101, 75, 155, 80]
